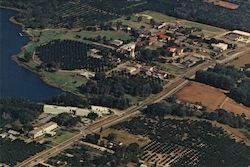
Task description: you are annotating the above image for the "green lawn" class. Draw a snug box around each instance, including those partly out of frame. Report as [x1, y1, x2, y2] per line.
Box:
[154, 62, 184, 75]
[41, 71, 87, 93]
[47, 129, 78, 144]
[141, 10, 178, 23]
[180, 20, 226, 33]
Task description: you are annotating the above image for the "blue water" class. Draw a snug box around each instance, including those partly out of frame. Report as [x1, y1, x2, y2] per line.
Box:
[0, 8, 62, 101]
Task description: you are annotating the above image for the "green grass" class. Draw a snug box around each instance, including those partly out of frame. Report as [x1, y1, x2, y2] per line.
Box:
[180, 20, 226, 33]
[141, 10, 178, 23]
[48, 129, 78, 144]
[41, 71, 87, 92]
[154, 62, 184, 75]
[124, 94, 143, 105]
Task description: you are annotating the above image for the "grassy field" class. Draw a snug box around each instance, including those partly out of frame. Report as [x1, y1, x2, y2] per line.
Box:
[154, 62, 185, 75]
[179, 20, 226, 33]
[24, 29, 132, 54]
[141, 10, 177, 23]
[114, 10, 225, 34]
[100, 128, 149, 147]
[47, 129, 78, 144]
[41, 71, 87, 93]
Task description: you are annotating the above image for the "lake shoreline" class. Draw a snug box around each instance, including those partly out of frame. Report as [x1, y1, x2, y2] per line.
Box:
[1, 7, 63, 100]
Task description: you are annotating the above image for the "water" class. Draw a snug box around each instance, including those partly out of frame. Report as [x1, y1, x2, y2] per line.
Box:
[0, 8, 62, 101]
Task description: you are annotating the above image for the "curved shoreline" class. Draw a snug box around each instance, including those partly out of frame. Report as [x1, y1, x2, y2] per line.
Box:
[4, 9, 70, 96]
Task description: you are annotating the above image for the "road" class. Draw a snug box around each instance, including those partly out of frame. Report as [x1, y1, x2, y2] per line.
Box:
[14, 60, 230, 167]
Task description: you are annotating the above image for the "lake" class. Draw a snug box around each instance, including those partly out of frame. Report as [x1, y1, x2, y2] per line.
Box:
[0, 8, 62, 101]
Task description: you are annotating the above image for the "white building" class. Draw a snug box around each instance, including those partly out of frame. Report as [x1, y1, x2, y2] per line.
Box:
[29, 122, 58, 139]
[212, 43, 228, 52]
[118, 42, 136, 59]
[43, 105, 112, 117]
[232, 30, 250, 43]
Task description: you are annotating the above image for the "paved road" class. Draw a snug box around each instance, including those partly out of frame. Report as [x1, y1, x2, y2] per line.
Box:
[14, 60, 226, 167]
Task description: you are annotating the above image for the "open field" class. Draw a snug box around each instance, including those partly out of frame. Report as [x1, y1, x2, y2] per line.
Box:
[41, 71, 87, 93]
[176, 82, 250, 118]
[46, 129, 78, 145]
[115, 10, 226, 34]
[100, 128, 149, 147]
[228, 53, 250, 68]
[223, 98, 250, 118]
[176, 82, 226, 110]
[154, 62, 185, 75]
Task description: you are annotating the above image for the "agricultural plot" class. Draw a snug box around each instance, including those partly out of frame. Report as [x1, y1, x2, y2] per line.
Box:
[36, 40, 115, 71]
[113, 117, 250, 167]
[176, 82, 250, 118]
[44, 2, 117, 28]
[228, 53, 250, 68]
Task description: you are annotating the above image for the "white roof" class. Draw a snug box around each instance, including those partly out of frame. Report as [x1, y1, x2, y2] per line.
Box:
[232, 30, 250, 37]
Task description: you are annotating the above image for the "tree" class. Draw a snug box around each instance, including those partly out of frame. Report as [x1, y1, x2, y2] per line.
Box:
[86, 112, 99, 120]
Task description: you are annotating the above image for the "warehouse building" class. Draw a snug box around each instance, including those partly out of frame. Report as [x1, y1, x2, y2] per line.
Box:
[29, 122, 58, 139]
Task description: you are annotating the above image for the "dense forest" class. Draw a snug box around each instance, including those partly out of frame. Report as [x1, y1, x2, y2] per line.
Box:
[0, 138, 45, 166]
[0, 98, 43, 130]
[1, 0, 250, 31]
[195, 65, 250, 107]
[142, 101, 250, 130]
[79, 73, 163, 98]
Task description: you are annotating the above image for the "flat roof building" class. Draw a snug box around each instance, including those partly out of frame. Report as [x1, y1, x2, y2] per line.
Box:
[29, 122, 58, 139]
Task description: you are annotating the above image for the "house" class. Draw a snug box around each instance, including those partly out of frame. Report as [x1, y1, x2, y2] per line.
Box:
[8, 130, 20, 136]
[159, 34, 171, 41]
[110, 40, 124, 47]
[168, 46, 177, 53]
[118, 42, 136, 58]
[79, 70, 96, 79]
[149, 36, 158, 45]
[29, 122, 58, 139]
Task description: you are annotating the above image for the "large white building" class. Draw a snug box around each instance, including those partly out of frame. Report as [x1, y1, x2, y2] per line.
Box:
[29, 122, 58, 139]
[43, 105, 112, 117]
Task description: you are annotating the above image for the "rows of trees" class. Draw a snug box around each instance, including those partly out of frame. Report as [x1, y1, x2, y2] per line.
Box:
[36, 40, 115, 71]
[0, 98, 43, 130]
[113, 117, 250, 167]
[2, 0, 250, 31]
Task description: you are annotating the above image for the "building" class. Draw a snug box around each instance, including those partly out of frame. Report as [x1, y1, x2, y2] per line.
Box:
[79, 70, 96, 79]
[231, 30, 250, 43]
[118, 42, 136, 59]
[43, 104, 112, 117]
[211, 43, 228, 52]
[8, 130, 20, 136]
[110, 40, 124, 47]
[29, 122, 58, 139]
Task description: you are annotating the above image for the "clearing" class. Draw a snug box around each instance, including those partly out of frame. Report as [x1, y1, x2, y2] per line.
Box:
[175, 82, 250, 118]
[100, 128, 149, 147]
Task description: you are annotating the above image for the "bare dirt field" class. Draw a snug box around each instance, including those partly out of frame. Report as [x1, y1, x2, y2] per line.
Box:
[228, 53, 250, 68]
[176, 82, 250, 118]
[223, 98, 250, 118]
[176, 82, 226, 110]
